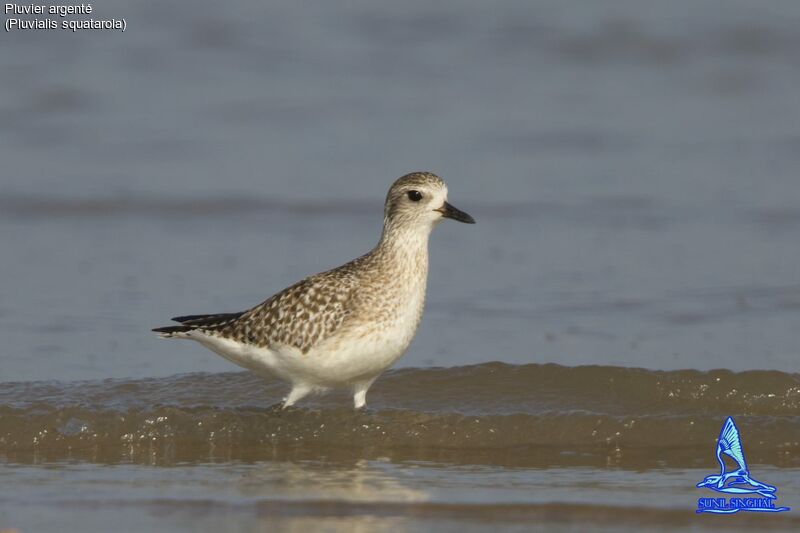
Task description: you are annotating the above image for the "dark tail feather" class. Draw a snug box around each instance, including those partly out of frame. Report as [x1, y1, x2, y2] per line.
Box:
[152, 324, 193, 335]
[153, 311, 245, 336]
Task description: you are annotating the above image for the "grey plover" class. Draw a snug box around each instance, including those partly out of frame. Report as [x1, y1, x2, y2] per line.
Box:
[153, 172, 475, 408]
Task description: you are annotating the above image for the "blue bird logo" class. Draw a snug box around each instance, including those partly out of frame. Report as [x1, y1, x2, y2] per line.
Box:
[696, 417, 790, 513]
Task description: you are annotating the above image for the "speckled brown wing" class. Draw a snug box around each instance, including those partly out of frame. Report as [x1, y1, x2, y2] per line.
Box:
[209, 264, 364, 354]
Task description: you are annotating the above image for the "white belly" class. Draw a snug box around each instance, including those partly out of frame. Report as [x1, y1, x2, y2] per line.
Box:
[188, 318, 415, 389]
[308, 324, 413, 384]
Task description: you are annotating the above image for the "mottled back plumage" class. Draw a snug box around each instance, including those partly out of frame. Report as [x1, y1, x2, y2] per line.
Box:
[205, 259, 360, 353]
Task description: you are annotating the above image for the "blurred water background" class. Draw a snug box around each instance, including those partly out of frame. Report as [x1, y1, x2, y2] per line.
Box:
[1, 1, 800, 531]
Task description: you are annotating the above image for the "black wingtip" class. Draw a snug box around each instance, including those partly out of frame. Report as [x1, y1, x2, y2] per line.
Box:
[171, 314, 206, 323]
[171, 312, 245, 324]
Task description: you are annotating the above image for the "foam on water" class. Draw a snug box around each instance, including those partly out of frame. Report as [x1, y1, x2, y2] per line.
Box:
[2, 363, 798, 467]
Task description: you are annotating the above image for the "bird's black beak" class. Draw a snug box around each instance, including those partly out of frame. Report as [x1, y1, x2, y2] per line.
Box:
[437, 201, 475, 224]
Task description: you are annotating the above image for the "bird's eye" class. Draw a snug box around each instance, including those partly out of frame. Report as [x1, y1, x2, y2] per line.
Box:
[407, 190, 423, 202]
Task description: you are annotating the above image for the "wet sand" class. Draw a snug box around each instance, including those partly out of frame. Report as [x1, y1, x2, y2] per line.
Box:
[3, 462, 799, 532]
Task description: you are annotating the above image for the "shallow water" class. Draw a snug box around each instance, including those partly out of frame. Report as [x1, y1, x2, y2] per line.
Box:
[2, 365, 798, 530]
[2, 0, 800, 530]
[2, 364, 800, 466]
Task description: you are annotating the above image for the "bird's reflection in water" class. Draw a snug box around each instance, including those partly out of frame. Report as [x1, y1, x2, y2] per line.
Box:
[238, 458, 428, 532]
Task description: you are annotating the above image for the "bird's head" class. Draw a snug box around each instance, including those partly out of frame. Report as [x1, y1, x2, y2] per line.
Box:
[697, 475, 723, 488]
[383, 172, 475, 233]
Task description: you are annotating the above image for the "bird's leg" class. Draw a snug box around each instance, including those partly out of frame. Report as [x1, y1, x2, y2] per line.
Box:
[283, 384, 312, 408]
[352, 378, 377, 409]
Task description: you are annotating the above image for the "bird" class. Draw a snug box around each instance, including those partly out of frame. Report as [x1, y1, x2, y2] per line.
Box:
[153, 172, 475, 409]
[696, 417, 777, 499]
